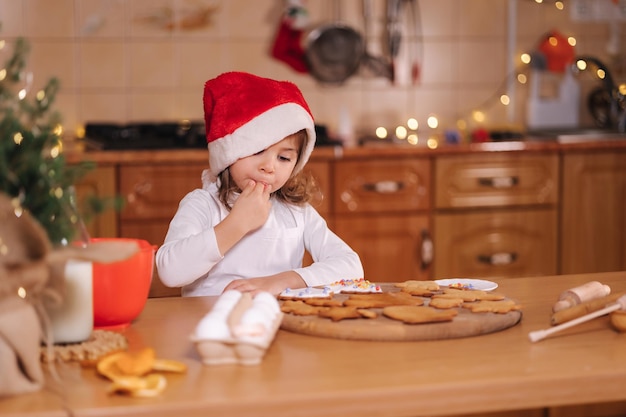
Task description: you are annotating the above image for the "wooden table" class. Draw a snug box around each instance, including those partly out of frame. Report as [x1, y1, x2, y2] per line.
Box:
[3, 271, 626, 417]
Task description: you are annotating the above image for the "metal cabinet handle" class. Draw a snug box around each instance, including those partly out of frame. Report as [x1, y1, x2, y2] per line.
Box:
[133, 180, 153, 195]
[362, 180, 405, 193]
[477, 176, 519, 188]
[477, 252, 518, 265]
[127, 180, 153, 204]
[420, 229, 433, 270]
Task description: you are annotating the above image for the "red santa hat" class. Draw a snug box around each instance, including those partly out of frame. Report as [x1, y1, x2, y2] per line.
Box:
[203, 71, 316, 179]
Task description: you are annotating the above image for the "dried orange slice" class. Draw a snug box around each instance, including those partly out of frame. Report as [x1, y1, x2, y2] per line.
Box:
[96, 351, 127, 381]
[96, 347, 183, 398]
[108, 374, 167, 398]
[151, 358, 187, 373]
[115, 347, 156, 376]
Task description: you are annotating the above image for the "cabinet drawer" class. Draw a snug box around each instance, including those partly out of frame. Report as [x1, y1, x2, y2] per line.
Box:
[334, 158, 430, 214]
[304, 161, 331, 215]
[435, 154, 558, 209]
[434, 209, 557, 279]
[75, 165, 118, 238]
[334, 214, 431, 282]
[120, 163, 206, 220]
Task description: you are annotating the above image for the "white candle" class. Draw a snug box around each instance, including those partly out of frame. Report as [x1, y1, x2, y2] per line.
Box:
[45, 260, 94, 344]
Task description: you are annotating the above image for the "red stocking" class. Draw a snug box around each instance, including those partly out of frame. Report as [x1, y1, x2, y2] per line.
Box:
[271, 2, 308, 73]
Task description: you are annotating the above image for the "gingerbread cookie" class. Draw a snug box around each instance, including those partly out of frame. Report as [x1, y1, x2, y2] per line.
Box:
[280, 300, 328, 316]
[394, 280, 441, 296]
[462, 299, 521, 314]
[343, 292, 424, 308]
[428, 297, 464, 309]
[382, 305, 458, 324]
[278, 287, 332, 300]
[433, 288, 505, 302]
[318, 306, 362, 322]
[303, 298, 344, 307]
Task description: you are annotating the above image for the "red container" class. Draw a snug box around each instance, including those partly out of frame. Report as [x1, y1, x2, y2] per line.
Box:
[91, 238, 155, 329]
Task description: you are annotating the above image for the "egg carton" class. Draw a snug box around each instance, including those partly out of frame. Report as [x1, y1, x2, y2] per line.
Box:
[191, 292, 283, 366]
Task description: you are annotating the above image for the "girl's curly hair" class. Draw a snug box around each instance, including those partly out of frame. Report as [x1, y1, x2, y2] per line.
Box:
[217, 130, 321, 210]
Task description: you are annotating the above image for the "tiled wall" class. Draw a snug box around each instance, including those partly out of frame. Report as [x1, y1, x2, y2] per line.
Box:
[0, 0, 619, 142]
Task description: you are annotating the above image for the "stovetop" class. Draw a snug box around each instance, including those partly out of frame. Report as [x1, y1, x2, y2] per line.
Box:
[84, 121, 342, 150]
[84, 121, 207, 150]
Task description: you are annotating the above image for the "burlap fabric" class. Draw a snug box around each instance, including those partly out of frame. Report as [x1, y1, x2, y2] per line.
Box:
[0, 193, 66, 397]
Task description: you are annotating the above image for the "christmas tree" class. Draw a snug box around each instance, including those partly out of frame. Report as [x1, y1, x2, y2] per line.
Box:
[0, 36, 111, 245]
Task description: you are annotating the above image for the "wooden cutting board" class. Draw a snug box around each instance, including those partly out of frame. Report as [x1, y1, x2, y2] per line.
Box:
[280, 284, 522, 342]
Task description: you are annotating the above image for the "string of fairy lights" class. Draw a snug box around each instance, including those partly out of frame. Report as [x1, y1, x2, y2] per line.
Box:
[368, 0, 619, 149]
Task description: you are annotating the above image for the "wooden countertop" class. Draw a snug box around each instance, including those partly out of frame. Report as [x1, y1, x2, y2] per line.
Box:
[66, 138, 626, 165]
[3, 271, 626, 417]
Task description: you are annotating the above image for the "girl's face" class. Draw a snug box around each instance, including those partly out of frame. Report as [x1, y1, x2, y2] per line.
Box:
[229, 134, 302, 193]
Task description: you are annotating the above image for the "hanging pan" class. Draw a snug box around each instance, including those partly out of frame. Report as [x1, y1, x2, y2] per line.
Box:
[304, 1, 365, 84]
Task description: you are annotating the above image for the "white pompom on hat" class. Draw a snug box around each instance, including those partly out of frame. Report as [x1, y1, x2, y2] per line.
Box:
[203, 71, 316, 180]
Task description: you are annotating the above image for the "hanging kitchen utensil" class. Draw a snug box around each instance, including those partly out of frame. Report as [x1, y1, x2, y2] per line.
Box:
[304, 0, 365, 84]
[361, 0, 393, 80]
[386, 0, 402, 83]
[386, 0, 422, 85]
[406, 0, 423, 85]
[587, 86, 613, 128]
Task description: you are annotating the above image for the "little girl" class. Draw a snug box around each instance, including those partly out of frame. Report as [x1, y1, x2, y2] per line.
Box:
[156, 72, 363, 296]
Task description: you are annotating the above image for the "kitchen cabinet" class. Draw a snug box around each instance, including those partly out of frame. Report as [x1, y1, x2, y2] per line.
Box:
[76, 140, 626, 298]
[119, 163, 207, 297]
[560, 151, 626, 274]
[305, 160, 332, 218]
[434, 209, 557, 279]
[302, 160, 333, 266]
[332, 158, 432, 282]
[433, 153, 559, 279]
[74, 165, 117, 239]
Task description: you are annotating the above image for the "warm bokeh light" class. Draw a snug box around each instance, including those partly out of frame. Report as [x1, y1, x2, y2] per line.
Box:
[520, 53, 531, 64]
[472, 110, 486, 123]
[517, 73, 527, 84]
[567, 36, 576, 46]
[427, 115, 438, 129]
[407, 118, 418, 130]
[53, 124, 63, 136]
[407, 134, 418, 145]
[556, 1, 564, 10]
[427, 137, 438, 149]
[500, 95, 510, 105]
[576, 59, 588, 71]
[619, 84, 626, 95]
[395, 126, 408, 140]
[596, 69, 606, 80]
[50, 137, 63, 157]
[13, 132, 23, 145]
[375, 127, 388, 139]
[456, 119, 467, 130]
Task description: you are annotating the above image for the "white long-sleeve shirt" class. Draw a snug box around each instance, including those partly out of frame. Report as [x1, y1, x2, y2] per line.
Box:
[156, 172, 363, 296]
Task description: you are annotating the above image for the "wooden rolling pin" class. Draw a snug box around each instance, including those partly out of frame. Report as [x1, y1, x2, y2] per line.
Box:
[530, 294, 626, 343]
[551, 292, 625, 325]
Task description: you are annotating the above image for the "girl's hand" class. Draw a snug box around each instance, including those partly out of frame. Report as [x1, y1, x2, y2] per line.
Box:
[223, 271, 306, 296]
[229, 180, 271, 234]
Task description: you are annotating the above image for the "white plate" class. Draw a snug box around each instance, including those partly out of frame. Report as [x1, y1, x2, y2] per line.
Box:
[434, 278, 498, 291]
